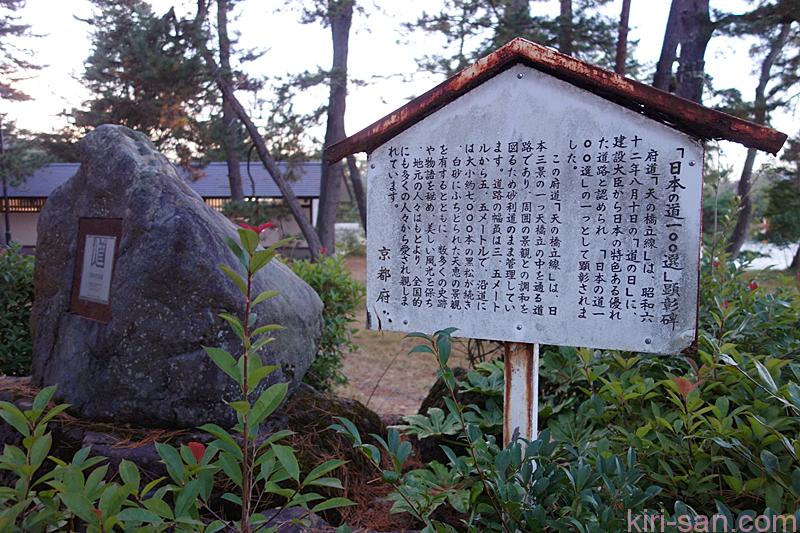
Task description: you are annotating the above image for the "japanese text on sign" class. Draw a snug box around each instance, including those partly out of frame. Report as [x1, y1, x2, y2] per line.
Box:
[366, 65, 702, 354]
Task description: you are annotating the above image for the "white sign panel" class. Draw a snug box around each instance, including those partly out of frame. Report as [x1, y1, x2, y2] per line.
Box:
[366, 64, 702, 354]
[78, 234, 117, 304]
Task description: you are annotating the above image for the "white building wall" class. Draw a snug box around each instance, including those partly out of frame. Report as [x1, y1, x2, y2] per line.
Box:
[0, 212, 39, 247]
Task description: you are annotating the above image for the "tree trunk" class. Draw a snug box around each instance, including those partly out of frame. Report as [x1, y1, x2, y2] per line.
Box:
[791, 245, 800, 271]
[727, 23, 791, 257]
[727, 147, 757, 258]
[193, 0, 322, 260]
[675, 0, 713, 103]
[558, 0, 573, 56]
[0, 117, 10, 246]
[316, 0, 354, 255]
[347, 155, 367, 234]
[217, 0, 244, 202]
[653, 0, 683, 91]
[615, 0, 632, 75]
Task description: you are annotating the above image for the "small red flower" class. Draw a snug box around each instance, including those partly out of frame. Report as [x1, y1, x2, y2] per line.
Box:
[257, 221, 276, 232]
[712, 260, 721, 268]
[320, 246, 328, 255]
[748, 280, 758, 291]
[187, 441, 206, 463]
[240, 221, 277, 234]
[722, 299, 729, 309]
[239, 222, 260, 233]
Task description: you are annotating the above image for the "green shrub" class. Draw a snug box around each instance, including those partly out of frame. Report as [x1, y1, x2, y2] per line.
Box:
[0, 244, 34, 376]
[291, 255, 364, 391]
[221, 200, 291, 227]
[380, 251, 800, 523]
[335, 330, 661, 532]
[0, 227, 352, 531]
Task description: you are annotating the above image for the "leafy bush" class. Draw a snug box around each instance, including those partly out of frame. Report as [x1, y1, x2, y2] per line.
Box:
[334, 330, 661, 532]
[388, 252, 800, 522]
[0, 244, 34, 376]
[221, 200, 291, 227]
[291, 255, 364, 391]
[763, 179, 800, 250]
[0, 227, 352, 531]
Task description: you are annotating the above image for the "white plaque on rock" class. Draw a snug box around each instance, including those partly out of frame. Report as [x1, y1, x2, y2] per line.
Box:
[78, 234, 117, 304]
[365, 63, 702, 354]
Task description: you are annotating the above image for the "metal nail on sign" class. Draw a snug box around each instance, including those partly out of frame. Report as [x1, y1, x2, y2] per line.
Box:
[70, 218, 122, 323]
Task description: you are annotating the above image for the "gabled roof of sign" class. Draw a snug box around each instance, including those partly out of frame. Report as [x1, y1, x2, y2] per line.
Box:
[326, 38, 787, 162]
[7, 161, 322, 198]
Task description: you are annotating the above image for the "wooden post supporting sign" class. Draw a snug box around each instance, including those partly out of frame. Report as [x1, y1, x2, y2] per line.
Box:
[503, 342, 539, 447]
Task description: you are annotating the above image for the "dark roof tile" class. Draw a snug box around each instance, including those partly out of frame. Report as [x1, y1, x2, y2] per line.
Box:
[7, 161, 321, 199]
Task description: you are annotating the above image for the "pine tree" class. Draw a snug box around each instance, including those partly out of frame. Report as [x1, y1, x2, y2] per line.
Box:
[0, 0, 39, 100]
[408, 0, 626, 77]
[69, 0, 211, 164]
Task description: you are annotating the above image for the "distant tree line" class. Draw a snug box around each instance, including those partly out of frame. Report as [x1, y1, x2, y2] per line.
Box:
[0, 0, 798, 264]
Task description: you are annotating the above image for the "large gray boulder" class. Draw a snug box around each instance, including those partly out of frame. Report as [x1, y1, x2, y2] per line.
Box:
[30, 125, 323, 428]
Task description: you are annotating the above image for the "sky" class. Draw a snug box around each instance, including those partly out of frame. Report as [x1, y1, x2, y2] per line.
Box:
[3, 0, 797, 175]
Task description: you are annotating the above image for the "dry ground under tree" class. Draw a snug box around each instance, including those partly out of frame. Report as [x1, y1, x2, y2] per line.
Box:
[336, 256, 470, 416]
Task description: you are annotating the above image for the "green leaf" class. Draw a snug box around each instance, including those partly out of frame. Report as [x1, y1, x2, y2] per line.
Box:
[219, 313, 245, 340]
[409, 345, 434, 355]
[753, 359, 778, 394]
[272, 444, 299, 481]
[304, 459, 347, 484]
[255, 430, 295, 453]
[198, 424, 242, 460]
[174, 479, 200, 518]
[218, 452, 242, 487]
[0, 402, 30, 437]
[761, 449, 779, 476]
[142, 497, 174, 519]
[237, 227, 260, 254]
[253, 290, 280, 306]
[155, 443, 185, 483]
[228, 401, 251, 415]
[251, 324, 284, 337]
[29, 433, 52, 468]
[248, 364, 278, 390]
[32, 386, 57, 414]
[119, 460, 140, 490]
[250, 249, 276, 272]
[60, 492, 97, 524]
[224, 236, 248, 269]
[308, 477, 344, 489]
[203, 347, 241, 385]
[251, 336, 276, 355]
[99, 483, 127, 519]
[220, 264, 246, 295]
[436, 334, 451, 366]
[117, 507, 162, 524]
[250, 383, 288, 427]
[787, 383, 800, 410]
[311, 497, 355, 513]
[39, 404, 70, 426]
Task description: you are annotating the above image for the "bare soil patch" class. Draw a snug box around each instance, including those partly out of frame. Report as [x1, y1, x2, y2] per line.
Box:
[337, 256, 470, 416]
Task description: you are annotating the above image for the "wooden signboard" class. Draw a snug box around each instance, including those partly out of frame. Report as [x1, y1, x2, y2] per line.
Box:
[327, 39, 786, 446]
[70, 218, 122, 323]
[366, 63, 703, 356]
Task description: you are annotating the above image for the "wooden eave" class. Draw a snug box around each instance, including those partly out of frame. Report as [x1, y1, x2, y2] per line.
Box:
[326, 38, 787, 162]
